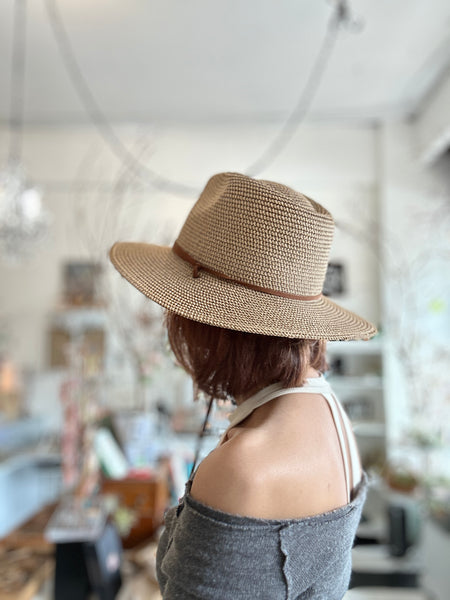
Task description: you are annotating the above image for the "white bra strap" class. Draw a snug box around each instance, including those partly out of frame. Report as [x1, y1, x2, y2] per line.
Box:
[225, 381, 331, 432]
[279, 386, 361, 498]
[332, 394, 362, 492]
[322, 392, 352, 502]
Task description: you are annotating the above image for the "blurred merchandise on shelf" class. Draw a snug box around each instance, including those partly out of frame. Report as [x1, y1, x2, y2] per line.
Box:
[383, 464, 419, 494]
[45, 495, 109, 544]
[114, 411, 165, 470]
[94, 427, 129, 479]
[327, 338, 386, 472]
[101, 474, 169, 549]
[0, 452, 62, 538]
[49, 326, 104, 370]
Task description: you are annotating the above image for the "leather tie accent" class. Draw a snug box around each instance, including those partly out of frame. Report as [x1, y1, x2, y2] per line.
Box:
[172, 242, 322, 301]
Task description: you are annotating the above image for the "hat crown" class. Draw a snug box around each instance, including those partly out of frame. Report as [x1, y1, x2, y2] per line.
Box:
[176, 172, 334, 296]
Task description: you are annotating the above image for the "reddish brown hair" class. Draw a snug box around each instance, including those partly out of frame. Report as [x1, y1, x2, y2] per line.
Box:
[165, 312, 328, 401]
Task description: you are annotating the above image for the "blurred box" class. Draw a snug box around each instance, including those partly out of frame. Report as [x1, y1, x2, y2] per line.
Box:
[101, 476, 169, 549]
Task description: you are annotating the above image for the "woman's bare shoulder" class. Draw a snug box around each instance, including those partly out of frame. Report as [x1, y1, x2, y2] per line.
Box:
[189, 432, 266, 516]
[189, 424, 348, 519]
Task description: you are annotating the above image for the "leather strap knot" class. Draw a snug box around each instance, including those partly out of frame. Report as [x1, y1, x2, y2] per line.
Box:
[172, 241, 322, 301]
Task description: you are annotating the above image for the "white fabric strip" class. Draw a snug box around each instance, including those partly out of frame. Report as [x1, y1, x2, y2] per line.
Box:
[320, 391, 352, 502]
[221, 376, 361, 502]
[332, 392, 362, 491]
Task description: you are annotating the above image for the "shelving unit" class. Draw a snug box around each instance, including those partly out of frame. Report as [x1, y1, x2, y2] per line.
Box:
[327, 338, 386, 470]
[48, 306, 108, 370]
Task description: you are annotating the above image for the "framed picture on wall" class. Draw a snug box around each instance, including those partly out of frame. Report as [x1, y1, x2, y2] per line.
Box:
[323, 262, 345, 297]
[63, 262, 102, 306]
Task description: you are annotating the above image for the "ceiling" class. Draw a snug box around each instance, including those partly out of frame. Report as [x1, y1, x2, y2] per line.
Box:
[0, 0, 450, 126]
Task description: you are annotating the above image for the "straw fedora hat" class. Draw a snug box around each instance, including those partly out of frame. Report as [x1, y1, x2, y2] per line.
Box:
[109, 172, 376, 341]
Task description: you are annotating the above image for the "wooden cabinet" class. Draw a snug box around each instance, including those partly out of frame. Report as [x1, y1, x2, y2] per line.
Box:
[101, 476, 169, 549]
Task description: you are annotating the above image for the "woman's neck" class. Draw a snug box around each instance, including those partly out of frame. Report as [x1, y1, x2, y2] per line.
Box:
[234, 368, 321, 406]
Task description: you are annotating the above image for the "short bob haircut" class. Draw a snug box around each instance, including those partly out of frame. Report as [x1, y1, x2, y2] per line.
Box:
[166, 312, 328, 402]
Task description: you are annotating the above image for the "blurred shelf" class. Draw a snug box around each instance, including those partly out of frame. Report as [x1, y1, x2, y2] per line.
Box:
[49, 306, 107, 332]
[327, 375, 383, 391]
[351, 544, 421, 574]
[356, 514, 387, 541]
[0, 451, 60, 476]
[353, 422, 386, 437]
[0, 417, 49, 460]
[327, 338, 383, 355]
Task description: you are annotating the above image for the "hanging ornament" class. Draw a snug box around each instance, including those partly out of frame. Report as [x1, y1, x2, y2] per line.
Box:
[0, 0, 51, 265]
[0, 161, 51, 264]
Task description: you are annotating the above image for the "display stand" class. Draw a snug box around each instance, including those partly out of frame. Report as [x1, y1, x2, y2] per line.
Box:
[53, 522, 122, 600]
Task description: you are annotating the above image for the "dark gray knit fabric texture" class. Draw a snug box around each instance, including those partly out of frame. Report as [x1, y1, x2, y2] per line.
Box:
[156, 473, 367, 599]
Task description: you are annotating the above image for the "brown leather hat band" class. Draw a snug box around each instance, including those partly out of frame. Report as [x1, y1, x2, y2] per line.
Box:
[172, 242, 322, 302]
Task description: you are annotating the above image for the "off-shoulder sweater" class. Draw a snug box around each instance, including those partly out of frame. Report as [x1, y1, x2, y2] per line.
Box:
[156, 379, 367, 599]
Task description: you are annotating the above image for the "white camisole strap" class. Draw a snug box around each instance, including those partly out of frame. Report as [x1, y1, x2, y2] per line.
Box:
[330, 392, 362, 497]
[221, 377, 361, 502]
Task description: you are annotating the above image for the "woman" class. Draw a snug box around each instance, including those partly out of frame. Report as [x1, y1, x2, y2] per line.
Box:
[110, 172, 377, 599]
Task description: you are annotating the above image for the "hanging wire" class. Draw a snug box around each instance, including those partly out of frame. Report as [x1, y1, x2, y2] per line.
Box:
[189, 396, 214, 479]
[244, 3, 343, 176]
[9, 0, 28, 163]
[44, 0, 197, 196]
[44, 0, 352, 193]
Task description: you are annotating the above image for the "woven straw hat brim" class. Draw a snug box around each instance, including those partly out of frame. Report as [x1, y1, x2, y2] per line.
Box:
[110, 242, 377, 341]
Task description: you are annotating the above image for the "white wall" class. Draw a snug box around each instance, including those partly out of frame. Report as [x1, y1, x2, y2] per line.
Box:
[415, 69, 450, 164]
[379, 119, 450, 476]
[0, 121, 380, 373]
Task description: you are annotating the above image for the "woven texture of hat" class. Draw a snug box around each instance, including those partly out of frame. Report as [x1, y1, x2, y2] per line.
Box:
[177, 173, 334, 296]
[109, 172, 377, 340]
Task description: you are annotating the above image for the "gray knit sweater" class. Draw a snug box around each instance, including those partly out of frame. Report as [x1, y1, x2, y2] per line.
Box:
[156, 473, 367, 599]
